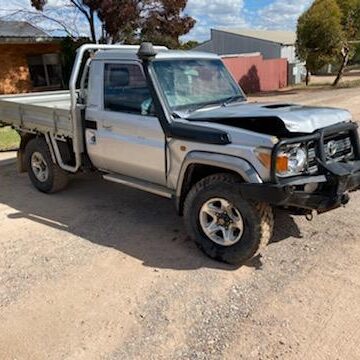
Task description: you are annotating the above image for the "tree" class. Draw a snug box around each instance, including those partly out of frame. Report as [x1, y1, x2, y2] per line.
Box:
[30, 0, 98, 43]
[140, 0, 196, 48]
[95, 0, 143, 44]
[332, 0, 360, 85]
[25, 0, 195, 47]
[296, 0, 344, 85]
[95, 0, 196, 46]
[60, 37, 89, 85]
[179, 40, 199, 50]
[352, 43, 360, 64]
[1, 2, 88, 41]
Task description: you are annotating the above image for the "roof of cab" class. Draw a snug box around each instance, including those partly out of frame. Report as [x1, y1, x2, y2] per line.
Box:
[94, 48, 220, 61]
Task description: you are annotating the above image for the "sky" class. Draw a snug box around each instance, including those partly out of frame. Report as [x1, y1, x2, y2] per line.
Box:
[0, 0, 313, 42]
[184, 0, 313, 41]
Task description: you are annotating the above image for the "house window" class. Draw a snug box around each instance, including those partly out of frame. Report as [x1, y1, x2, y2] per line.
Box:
[27, 54, 63, 89]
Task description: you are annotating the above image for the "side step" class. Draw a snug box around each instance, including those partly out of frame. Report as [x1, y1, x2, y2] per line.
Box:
[103, 173, 174, 199]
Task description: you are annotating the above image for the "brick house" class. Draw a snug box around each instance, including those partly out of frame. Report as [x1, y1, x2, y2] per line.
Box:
[0, 20, 65, 94]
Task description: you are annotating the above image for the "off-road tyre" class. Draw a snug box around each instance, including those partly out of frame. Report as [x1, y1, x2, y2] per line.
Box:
[25, 138, 69, 193]
[183, 173, 274, 265]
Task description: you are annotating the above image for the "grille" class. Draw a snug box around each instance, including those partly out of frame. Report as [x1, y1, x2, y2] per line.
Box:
[307, 133, 354, 174]
[324, 135, 353, 160]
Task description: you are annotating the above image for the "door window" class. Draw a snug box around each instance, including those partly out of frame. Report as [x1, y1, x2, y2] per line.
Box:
[104, 63, 154, 115]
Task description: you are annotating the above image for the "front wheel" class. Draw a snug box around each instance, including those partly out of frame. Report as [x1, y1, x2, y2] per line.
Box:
[25, 138, 69, 193]
[183, 174, 274, 265]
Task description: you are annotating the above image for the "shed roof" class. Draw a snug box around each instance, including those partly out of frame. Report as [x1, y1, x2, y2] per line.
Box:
[0, 20, 49, 38]
[216, 28, 296, 46]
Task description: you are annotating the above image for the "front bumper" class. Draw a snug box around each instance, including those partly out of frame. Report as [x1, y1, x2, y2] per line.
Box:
[240, 162, 360, 213]
[241, 122, 360, 213]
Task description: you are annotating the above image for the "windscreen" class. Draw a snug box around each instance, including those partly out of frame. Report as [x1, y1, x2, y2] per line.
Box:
[151, 59, 244, 113]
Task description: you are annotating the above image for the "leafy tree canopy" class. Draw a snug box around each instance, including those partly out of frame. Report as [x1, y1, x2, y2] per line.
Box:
[141, 0, 196, 48]
[179, 40, 199, 50]
[335, 0, 360, 39]
[296, 0, 344, 73]
[29, 0, 195, 47]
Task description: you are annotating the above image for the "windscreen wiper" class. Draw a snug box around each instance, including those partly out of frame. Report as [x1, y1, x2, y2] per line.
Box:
[221, 95, 245, 107]
[188, 101, 225, 113]
[181, 95, 245, 115]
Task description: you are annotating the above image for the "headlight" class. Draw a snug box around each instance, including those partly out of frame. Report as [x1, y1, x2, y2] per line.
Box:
[256, 144, 308, 177]
[278, 144, 307, 177]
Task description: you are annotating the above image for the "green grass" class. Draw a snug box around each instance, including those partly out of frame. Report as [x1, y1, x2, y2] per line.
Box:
[0, 126, 20, 151]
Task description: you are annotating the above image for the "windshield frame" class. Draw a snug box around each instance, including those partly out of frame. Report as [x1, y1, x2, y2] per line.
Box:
[149, 58, 246, 117]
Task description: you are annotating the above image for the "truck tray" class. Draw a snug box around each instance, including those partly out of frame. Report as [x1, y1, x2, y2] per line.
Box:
[0, 90, 72, 137]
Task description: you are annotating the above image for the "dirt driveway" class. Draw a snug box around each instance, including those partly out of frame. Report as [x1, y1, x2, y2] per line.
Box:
[1, 87, 360, 360]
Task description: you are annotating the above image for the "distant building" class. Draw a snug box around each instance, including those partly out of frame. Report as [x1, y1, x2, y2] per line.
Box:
[0, 21, 65, 94]
[195, 28, 303, 84]
[195, 28, 297, 61]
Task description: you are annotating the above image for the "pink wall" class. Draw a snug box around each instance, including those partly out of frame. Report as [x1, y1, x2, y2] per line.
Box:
[222, 55, 288, 94]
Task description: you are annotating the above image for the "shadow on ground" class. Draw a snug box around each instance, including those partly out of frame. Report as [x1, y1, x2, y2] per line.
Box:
[1, 163, 301, 271]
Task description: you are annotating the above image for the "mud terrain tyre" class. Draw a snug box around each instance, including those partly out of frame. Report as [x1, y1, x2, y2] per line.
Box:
[184, 173, 274, 265]
[25, 138, 69, 193]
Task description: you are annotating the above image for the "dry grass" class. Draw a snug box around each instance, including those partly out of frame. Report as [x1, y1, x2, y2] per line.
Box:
[0, 126, 20, 151]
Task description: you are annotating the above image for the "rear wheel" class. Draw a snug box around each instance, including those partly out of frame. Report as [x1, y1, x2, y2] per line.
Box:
[184, 173, 274, 265]
[25, 138, 69, 193]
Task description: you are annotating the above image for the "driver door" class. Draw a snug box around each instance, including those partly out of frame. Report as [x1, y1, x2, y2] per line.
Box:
[85, 61, 166, 186]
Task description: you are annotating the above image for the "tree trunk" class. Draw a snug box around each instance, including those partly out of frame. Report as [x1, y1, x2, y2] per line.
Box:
[305, 69, 310, 86]
[333, 47, 350, 86]
[88, 10, 97, 43]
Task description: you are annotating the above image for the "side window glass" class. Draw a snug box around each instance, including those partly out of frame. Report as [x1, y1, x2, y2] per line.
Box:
[104, 63, 155, 115]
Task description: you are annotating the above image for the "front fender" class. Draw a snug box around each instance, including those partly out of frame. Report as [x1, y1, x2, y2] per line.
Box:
[175, 151, 263, 213]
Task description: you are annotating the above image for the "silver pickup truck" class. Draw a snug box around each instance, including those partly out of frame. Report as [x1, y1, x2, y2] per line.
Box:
[1, 43, 359, 265]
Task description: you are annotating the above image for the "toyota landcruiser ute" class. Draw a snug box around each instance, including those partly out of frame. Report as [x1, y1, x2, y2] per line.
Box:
[0, 43, 359, 265]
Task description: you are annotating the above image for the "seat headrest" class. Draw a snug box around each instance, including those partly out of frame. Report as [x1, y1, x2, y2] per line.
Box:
[109, 67, 129, 87]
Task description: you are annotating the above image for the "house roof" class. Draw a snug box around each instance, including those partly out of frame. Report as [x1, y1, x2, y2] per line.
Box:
[216, 28, 296, 46]
[0, 20, 66, 44]
[0, 20, 49, 38]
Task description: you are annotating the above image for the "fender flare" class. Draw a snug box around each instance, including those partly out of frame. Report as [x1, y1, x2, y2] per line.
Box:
[175, 151, 263, 213]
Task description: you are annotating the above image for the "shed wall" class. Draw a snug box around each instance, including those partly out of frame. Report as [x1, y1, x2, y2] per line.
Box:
[222, 54, 288, 93]
[195, 30, 282, 59]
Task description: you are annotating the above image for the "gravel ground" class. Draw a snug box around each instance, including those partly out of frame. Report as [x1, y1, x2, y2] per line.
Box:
[1, 86, 360, 359]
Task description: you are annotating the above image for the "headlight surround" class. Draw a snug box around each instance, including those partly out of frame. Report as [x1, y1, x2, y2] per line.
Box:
[256, 143, 308, 178]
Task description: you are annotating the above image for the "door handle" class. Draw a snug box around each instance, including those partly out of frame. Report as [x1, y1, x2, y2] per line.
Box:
[86, 130, 96, 145]
[103, 124, 113, 130]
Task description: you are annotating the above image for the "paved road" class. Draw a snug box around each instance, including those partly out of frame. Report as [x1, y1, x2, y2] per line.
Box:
[1, 87, 360, 359]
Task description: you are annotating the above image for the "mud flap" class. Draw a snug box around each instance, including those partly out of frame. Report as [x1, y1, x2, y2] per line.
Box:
[17, 150, 26, 173]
